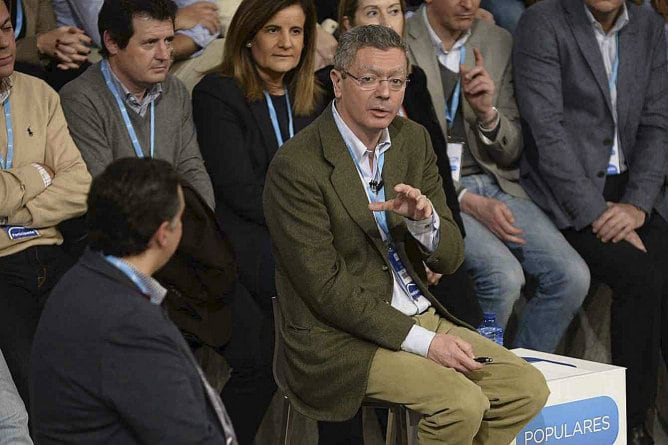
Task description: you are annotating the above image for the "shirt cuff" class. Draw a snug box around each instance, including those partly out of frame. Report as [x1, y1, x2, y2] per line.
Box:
[457, 188, 468, 202]
[404, 207, 440, 252]
[176, 25, 219, 57]
[31, 163, 52, 188]
[401, 324, 436, 357]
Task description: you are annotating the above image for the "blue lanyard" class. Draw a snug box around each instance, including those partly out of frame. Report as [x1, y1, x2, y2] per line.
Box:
[1, 99, 13, 170]
[14, 0, 22, 38]
[343, 141, 391, 240]
[104, 255, 153, 298]
[263, 88, 294, 147]
[609, 33, 619, 91]
[100, 60, 155, 158]
[445, 46, 466, 128]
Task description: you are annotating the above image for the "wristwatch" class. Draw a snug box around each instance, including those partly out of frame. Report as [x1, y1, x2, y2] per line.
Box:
[478, 106, 500, 131]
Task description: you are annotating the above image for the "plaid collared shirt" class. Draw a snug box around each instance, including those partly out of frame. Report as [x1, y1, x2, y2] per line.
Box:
[107, 64, 163, 117]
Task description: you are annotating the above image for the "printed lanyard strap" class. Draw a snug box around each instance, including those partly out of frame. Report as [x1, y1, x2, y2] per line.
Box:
[343, 141, 390, 239]
[609, 33, 620, 92]
[14, 0, 22, 38]
[263, 88, 294, 147]
[343, 140, 424, 301]
[445, 46, 466, 128]
[100, 60, 155, 158]
[1, 99, 13, 170]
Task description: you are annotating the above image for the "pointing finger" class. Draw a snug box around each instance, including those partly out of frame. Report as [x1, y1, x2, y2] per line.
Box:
[474, 47, 484, 68]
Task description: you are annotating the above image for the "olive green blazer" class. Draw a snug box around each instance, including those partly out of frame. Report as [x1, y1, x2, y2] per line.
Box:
[263, 106, 466, 421]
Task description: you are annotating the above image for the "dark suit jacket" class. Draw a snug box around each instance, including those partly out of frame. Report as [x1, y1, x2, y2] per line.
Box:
[514, 0, 668, 229]
[192, 74, 319, 311]
[263, 106, 466, 421]
[30, 249, 226, 444]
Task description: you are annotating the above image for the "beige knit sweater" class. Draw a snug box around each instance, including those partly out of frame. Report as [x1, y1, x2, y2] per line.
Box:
[0, 72, 91, 257]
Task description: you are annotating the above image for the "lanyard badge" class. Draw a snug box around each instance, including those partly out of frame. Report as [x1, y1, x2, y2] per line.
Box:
[445, 46, 467, 129]
[607, 33, 621, 176]
[14, 0, 23, 38]
[342, 141, 425, 301]
[100, 60, 155, 159]
[263, 88, 294, 147]
[1, 98, 13, 170]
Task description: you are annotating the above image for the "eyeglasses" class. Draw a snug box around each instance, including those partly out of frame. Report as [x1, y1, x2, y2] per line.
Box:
[342, 70, 409, 91]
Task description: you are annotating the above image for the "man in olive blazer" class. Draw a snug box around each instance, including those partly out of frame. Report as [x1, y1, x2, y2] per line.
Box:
[264, 25, 547, 445]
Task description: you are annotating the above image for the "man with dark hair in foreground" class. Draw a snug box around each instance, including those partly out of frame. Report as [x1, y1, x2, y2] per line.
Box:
[30, 158, 236, 444]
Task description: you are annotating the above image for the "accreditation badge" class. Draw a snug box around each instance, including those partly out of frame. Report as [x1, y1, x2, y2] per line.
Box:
[447, 136, 465, 182]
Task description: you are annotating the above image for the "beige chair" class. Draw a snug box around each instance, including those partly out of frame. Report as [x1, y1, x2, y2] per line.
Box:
[271, 296, 418, 445]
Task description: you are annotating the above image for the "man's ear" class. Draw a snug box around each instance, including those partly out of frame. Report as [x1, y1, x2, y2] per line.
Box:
[150, 221, 172, 248]
[331, 68, 344, 100]
[103, 30, 120, 56]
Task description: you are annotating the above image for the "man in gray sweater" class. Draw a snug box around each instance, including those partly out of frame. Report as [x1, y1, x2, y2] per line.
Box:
[60, 0, 215, 209]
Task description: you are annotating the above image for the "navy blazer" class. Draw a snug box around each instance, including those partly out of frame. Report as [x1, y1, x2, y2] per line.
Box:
[30, 249, 226, 444]
[192, 74, 319, 311]
[514, 0, 668, 230]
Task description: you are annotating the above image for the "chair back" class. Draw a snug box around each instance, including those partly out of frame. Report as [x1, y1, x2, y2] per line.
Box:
[271, 296, 289, 394]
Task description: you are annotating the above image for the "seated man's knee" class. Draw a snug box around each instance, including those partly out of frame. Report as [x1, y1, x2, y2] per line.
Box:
[514, 363, 550, 419]
[561, 258, 591, 308]
[478, 262, 524, 324]
[429, 385, 489, 436]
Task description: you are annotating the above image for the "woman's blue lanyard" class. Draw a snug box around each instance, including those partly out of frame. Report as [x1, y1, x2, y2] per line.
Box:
[1, 99, 13, 169]
[14, 0, 23, 39]
[609, 33, 620, 91]
[100, 60, 155, 158]
[445, 46, 466, 129]
[263, 88, 294, 147]
[343, 141, 391, 241]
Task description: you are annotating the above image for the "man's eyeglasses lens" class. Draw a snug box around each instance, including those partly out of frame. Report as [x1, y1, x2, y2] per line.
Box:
[344, 71, 409, 91]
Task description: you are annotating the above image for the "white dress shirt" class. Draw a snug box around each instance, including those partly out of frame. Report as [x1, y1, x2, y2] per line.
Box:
[332, 102, 439, 357]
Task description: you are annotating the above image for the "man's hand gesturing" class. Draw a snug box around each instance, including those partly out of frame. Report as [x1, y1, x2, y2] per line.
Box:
[368, 183, 433, 221]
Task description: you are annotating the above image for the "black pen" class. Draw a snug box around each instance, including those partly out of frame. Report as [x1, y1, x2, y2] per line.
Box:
[474, 356, 493, 364]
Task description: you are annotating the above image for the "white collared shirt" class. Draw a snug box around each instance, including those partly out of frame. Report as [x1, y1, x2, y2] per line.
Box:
[332, 102, 438, 357]
[584, 3, 629, 173]
[423, 6, 472, 74]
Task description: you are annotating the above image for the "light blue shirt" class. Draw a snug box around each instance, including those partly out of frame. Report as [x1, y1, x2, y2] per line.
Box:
[103, 254, 167, 305]
[52, 0, 220, 58]
[332, 102, 440, 358]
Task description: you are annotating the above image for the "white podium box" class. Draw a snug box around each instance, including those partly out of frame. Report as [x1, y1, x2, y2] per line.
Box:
[510, 348, 627, 445]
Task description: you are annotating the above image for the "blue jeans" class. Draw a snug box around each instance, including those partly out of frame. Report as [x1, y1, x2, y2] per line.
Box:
[0, 349, 32, 445]
[480, 0, 525, 33]
[460, 174, 590, 352]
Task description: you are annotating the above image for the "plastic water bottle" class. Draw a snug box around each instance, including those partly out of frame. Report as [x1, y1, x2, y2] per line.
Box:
[477, 312, 504, 346]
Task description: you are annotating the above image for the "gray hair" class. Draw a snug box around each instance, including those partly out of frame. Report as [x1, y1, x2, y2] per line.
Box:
[333, 25, 408, 72]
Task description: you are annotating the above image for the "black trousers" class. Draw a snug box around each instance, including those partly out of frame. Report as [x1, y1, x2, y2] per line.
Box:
[218, 284, 276, 445]
[0, 244, 73, 415]
[560, 173, 668, 427]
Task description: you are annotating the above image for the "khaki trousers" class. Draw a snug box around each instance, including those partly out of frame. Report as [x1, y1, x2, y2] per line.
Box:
[365, 308, 549, 445]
